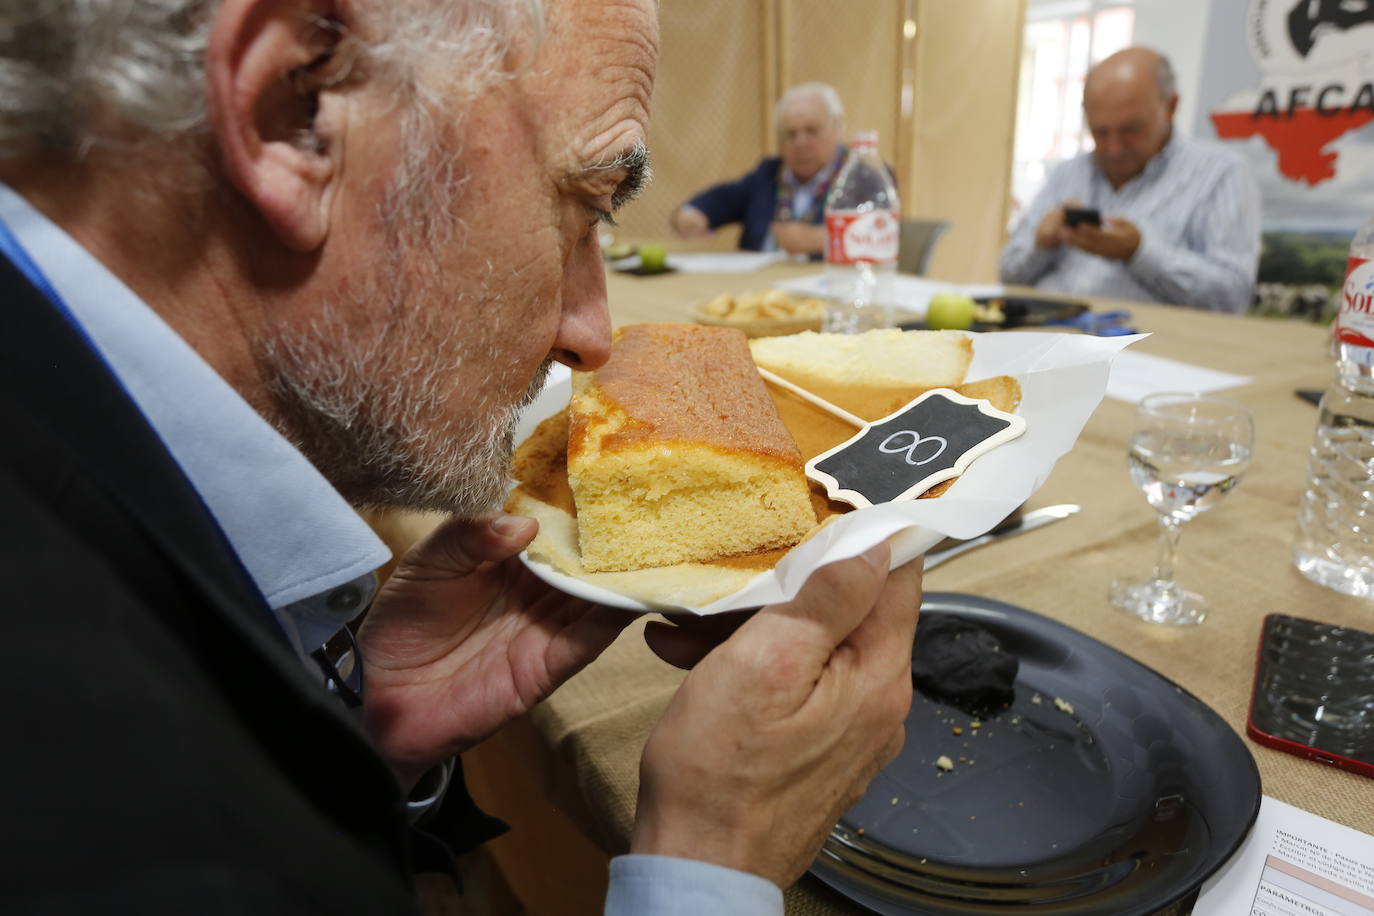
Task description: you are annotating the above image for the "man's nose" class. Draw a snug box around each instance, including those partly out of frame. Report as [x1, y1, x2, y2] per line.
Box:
[552, 238, 612, 371]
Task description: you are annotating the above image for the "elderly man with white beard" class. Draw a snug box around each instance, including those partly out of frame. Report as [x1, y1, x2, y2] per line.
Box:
[0, 0, 922, 913]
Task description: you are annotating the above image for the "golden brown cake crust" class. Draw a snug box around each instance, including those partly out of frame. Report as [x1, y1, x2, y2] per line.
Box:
[578, 323, 805, 466]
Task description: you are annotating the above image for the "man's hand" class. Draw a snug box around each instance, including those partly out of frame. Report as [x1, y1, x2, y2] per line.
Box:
[769, 220, 827, 256]
[357, 513, 635, 789]
[1061, 216, 1141, 261]
[630, 541, 923, 888]
[1034, 202, 1072, 249]
[671, 205, 711, 238]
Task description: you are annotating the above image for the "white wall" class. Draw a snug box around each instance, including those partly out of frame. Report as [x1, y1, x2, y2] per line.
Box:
[1131, 0, 1216, 137]
[1022, 0, 1217, 136]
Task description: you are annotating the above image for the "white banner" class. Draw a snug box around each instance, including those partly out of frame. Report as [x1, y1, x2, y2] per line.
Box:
[1198, 0, 1374, 234]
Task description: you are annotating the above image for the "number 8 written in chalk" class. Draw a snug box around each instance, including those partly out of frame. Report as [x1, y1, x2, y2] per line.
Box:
[879, 430, 948, 466]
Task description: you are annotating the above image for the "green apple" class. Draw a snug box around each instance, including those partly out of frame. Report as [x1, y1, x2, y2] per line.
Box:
[926, 291, 976, 330]
[638, 243, 668, 272]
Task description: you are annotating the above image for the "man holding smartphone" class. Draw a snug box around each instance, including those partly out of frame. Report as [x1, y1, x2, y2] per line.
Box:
[999, 47, 1261, 314]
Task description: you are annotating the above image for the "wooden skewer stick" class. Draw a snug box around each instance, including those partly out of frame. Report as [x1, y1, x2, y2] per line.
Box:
[756, 367, 866, 429]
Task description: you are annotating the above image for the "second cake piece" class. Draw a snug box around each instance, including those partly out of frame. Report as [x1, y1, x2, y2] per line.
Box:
[749, 328, 973, 421]
[568, 323, 816, 572]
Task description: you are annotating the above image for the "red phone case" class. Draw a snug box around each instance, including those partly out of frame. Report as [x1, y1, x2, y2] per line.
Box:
[1247, 616, 1374, 780]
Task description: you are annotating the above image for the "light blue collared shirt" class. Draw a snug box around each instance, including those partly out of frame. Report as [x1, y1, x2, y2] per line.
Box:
[0, 183, 781, 916]
[0, 184, 389, 653]
[999, 134, 1262, 314]
[607, 856, 782, 914]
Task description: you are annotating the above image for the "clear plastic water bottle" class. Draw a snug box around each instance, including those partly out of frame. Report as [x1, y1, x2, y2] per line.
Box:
[1293, 213, 1374, 596]
[822, 130, 900, 334]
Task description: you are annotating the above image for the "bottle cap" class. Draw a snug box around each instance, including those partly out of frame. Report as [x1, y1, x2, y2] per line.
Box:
[851, 130, 879, 152]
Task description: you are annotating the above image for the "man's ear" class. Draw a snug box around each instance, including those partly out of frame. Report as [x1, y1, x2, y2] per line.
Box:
[206, 0, 350, 252]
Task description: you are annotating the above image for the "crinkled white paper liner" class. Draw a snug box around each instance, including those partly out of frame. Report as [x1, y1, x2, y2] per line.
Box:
[514, 331, 1146, 615]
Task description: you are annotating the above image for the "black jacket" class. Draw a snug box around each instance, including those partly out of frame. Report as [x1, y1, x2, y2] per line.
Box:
[0, 254, 492, 913]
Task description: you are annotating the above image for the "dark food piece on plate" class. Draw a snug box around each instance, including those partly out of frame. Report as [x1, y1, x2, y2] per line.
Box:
[912, 613, 1019, 714]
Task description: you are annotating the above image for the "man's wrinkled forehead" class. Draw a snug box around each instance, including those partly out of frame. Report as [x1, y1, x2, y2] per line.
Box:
[1084, 77, 1163, 126]
[784, 95, 828, 122]
[531, 0, 658, 164]
[1083, 60, 1167, 118]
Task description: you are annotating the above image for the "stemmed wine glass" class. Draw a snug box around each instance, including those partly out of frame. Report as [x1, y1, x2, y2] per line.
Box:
[1110, 393, 1254, 626]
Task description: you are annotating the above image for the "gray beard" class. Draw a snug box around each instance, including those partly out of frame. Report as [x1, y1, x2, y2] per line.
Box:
[256, 253, 552, 519]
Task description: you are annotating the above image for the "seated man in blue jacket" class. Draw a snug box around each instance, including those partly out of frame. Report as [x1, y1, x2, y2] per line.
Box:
[671, 82, 847, 257]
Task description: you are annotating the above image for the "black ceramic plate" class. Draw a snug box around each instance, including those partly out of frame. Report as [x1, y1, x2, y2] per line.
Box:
[809, 592, 1261, 915]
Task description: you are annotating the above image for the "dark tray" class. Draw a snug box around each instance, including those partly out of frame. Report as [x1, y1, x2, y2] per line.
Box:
[809, 592, 1261, 915]
[899, 296, 1091, 332]
[613, 264, 678, 277]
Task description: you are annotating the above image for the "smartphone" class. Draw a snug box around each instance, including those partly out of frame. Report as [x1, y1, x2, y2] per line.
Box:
[1247, 613, 1374, 779]
[1063, 206, 1102, 228]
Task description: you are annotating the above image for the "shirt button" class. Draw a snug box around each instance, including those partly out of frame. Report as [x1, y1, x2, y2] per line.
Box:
[326, 586, 363, 615]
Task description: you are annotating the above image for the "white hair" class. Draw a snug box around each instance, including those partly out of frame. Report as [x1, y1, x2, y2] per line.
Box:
[259, 255, 553, 515]
[0, 0, 544, 159]
[1155, 53, 1177, 100]
[773, 81, 844, 130]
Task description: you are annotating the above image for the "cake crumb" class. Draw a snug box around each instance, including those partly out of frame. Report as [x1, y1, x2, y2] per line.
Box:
[952, 726, 963, 735]
[890, 797, 899, 805]
[936, 755, 954, 771]
[1031, 694, 1043, 704]
[971, 720, 982, 729]
[1054, 697, 1075, 714]
[856, 828, 865, 836]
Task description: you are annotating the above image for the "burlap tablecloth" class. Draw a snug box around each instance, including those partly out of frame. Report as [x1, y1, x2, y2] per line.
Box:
[453, 270, 1373, 915]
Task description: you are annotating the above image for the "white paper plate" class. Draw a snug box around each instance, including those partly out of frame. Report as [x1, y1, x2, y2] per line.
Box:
[511, 332, 1145, 615]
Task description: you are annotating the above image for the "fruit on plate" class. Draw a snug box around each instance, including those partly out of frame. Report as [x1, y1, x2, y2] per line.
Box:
[638, 243, 668, 272]
[926, 291, 976, 330]
[603, 242, 635, 260]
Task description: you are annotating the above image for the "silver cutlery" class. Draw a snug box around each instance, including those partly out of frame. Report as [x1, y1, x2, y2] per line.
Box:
[924, 504, 1081, 570]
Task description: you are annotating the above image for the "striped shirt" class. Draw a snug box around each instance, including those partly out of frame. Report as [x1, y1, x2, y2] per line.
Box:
[999, 135, 1261, 314]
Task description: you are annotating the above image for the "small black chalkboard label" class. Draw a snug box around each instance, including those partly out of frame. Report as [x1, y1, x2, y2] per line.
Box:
[805, 389, 1026, 508]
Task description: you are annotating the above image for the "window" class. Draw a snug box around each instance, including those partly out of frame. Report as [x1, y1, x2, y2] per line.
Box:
[1009, 1, 1135, 221]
